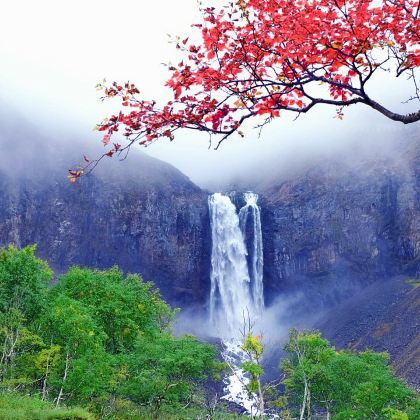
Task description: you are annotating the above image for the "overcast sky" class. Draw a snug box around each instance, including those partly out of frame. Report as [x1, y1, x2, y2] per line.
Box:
[1, 0, 418, 188]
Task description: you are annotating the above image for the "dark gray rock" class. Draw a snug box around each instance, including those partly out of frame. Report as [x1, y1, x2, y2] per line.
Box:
[0, 153, 211, 307]
[315, 276, 420, 390]
[259, 141, 420, 308]
[0, 123, 419, 388]
[257, 138, 420, 388]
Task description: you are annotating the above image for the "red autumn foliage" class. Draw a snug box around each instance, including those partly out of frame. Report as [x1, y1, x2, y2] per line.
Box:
[72, 0, 419, 180]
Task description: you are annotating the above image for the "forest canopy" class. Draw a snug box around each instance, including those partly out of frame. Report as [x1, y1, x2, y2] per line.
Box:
[0, 245, 221, 419]
[0, 245, 418, 419]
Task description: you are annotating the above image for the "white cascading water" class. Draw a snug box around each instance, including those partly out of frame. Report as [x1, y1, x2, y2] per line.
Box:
[239, 192, 264, 315]
[208, 192, 264, 416]
[208, 193, 254, 336]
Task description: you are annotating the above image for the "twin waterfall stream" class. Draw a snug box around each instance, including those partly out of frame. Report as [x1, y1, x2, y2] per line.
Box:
[208, 192, 264, 415]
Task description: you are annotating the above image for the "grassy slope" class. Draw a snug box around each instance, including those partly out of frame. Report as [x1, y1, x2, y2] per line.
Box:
[0, 393, 94, 420]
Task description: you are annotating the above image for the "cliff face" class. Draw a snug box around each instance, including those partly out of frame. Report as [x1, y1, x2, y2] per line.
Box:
[259, 142, 419, 307]
[0, 153, 211, 306]
[315, 276, 420, 389]
[0, 133, 418, 315]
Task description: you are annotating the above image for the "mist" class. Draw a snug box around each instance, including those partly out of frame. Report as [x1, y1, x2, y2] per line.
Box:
[0, 1, 418, 415]
[0, 0, 418, 191]
[1, 94, 418, 193]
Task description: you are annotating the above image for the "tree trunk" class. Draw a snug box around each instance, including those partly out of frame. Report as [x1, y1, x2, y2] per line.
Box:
[307, 385, 312, 420]
[300, 379, 308, 420]
[152, 397, 162, 420]
[41, 353, 51, 400]
[257, 379, 264, 417]
[55, 352, 70, 407]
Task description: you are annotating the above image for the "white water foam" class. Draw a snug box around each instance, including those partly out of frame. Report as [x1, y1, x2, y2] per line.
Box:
[239, 192, 264, 315]
[208, 193, 254, 337]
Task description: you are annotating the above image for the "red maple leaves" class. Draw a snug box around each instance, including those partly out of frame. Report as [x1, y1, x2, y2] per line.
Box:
[71, 0, 419, 181]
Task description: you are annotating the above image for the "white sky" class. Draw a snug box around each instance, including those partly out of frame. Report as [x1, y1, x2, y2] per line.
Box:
[0, 0, 418, 188]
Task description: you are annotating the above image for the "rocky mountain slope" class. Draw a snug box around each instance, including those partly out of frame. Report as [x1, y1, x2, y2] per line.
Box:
[1, 136, 418, 310]
[316, 276, 420, 390]
[0, 153, 211, 306]
[259, 137, 419, 308]
[262, 275, 420, 389]
[0, 121, 418, 385]
[257, 135, 419, 388]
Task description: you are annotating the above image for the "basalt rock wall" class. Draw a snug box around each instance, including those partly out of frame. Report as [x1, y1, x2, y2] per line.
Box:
[259, 142, 419, 307]
[0, 153, 212, 307]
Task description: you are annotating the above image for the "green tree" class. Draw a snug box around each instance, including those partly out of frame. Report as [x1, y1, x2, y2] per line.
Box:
[241, 333, 265, 417]
[327, 350, 415, 419]
[282, 329, 418, 420]
[0, 245, 225, 418]
[33, 343, 61, 400]
[39, 294, 111, 406]
[0, 245, 51, 319]
[53, 266, 176, 353]
[121, 332, 218, 419]
[0, 245, 51, 386]
[0, 308, 45, 387]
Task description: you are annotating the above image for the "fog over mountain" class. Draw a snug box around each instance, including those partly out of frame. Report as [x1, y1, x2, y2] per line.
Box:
[1, 0, 418, 190]
[1, 95, 418, 194]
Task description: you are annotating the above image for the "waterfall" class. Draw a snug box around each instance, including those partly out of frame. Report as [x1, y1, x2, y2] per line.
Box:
[239, 192, 264, 315]
[208, 192, 264, 336]
[208, 191, 265, 416]
[208, 193, 253, 336]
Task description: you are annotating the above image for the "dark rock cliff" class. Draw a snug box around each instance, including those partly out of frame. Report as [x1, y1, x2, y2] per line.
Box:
[315, 276, 420, 390]
[1, 138, 418, 312]
[0, 153, 211, 307]
[259, 140, 420, 307]
[0, 123, 419, 388]
[257, 137, 419, 387]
